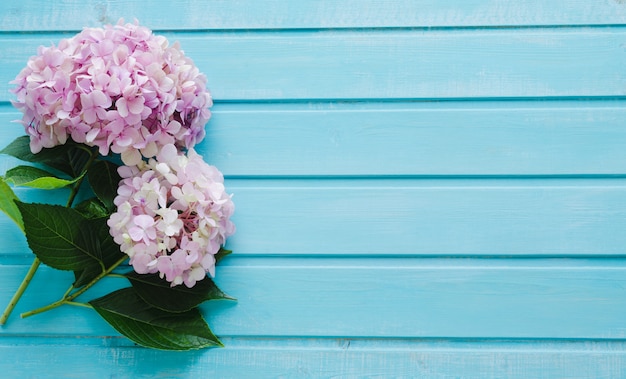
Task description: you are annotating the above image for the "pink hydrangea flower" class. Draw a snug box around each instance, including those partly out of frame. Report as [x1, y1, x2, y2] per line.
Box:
[107, 144, 235, 287]
[11, 20, 212, 165]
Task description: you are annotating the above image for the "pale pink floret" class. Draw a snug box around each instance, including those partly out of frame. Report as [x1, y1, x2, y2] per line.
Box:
[11, 20, 212, 164]
[107, 144, 235, 287]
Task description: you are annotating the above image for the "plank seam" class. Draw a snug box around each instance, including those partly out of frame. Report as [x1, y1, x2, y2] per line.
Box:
[4, 335, 626, 350]
[3, 24, 626, 35]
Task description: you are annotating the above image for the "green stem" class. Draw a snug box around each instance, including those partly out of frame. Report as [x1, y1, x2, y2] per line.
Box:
[67, 255, 127, 302]
[62, 284, 75, 299]
[18, 297, 63, 319]
[106, 273, 127, 279]
[66, 149, 99, 208]
[1, 148, 100, 324]
[65, 301, 92, 309]
[20, 255, 127, 319]
[0, 258, 41, 325]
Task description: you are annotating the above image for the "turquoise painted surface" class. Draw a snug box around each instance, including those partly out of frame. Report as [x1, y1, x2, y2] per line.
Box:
[1, 1, 626, 378]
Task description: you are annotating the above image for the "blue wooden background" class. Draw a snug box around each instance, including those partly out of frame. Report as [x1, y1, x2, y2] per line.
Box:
[1, 1, 626, 377]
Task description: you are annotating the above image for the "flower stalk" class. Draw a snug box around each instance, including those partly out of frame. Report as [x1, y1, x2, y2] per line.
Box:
[0, 258, 40, 325]
[20, 255, 127, 319]
[0, 149, 98, 325]
[65, 148, 99, 208]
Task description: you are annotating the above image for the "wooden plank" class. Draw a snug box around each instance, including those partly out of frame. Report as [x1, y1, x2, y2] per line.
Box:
[218, 180, 626, 256]
[0, 101, 626, 177]
[1, 338, 626, 378]
[3, 101, 626, 176]
[1, 258, 626, 339]
[1, 180, 626, 257]
[2, 0, 626, 31]
[1, 28, 625, 101]
[4, 101, 626, 176]
[3, 100, 626, 176]
[200, 101, 626, 176]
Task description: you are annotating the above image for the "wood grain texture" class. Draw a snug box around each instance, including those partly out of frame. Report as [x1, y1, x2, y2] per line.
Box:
[2, 258, 626, 339]
[5, 100, 626, 176]
[0, 1, 624, 377]
[2, 179, 625, 257]
[0, 28, 625, 101]
[2, 0, 626, 31]
[1, 339, 626, 379]
[217, 180, 626, 256]
[199, 101, 626, 176]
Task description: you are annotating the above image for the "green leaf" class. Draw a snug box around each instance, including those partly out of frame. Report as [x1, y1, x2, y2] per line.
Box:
[5, 165, 77, 189]
[74, 198, 110, 219]
[126, 272, 234, 313]
[90, 287, 222, 351]
[0, 177, 24, 231]
[1, 136, 93, 177]
[87, 160, 121, 211]
[73, 217, 125, 288]
[73, 263, 104, 289]
[73, 264, 104, 289]
[16, 202, 98, 270]
[215, 247, 232, 263]
[0, 136, 35, 161]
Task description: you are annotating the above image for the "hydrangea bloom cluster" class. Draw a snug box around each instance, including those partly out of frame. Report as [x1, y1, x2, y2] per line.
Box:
[108, 144, 235, 287]
[11, 21, 212, 165]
